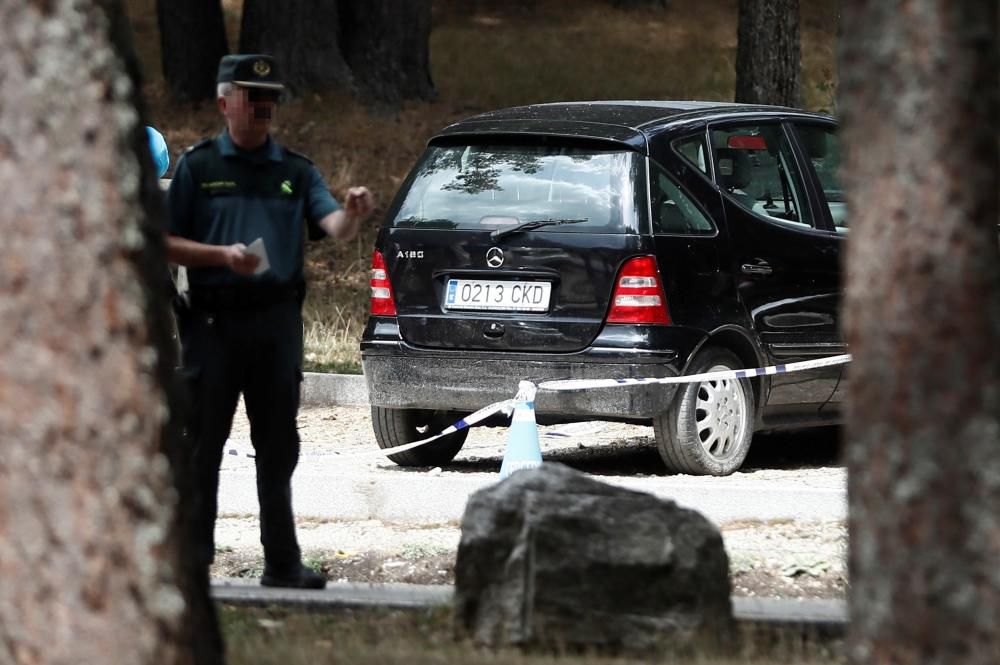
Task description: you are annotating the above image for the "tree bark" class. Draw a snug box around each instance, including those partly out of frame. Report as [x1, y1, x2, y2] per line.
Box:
[157, 0, 229, 102]
[338, 0, 436, 107]
[734, 0, 801, 107]
[839, 1, 1000, 664]
[114, 5, 226, 664]
[239, 0, 352, 95]
[0, 1, 221, 663]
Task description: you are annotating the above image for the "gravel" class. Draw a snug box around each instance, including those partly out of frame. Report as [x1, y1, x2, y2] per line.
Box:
[213, 402, 848, 599]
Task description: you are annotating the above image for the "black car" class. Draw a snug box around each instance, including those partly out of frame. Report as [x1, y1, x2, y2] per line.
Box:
[361, 101, 847, 475]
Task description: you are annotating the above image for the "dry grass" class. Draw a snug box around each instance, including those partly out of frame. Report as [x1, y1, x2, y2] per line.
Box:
[126, 0, 838, 373]
[301, 286, 366, 374]
[219, 605, 844, 665]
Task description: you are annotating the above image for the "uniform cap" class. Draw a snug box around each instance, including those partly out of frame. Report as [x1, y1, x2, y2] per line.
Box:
[216, 54, 284, 90]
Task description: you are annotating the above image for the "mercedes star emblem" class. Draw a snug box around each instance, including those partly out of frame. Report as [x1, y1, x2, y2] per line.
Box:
[486, 247, 504, 268]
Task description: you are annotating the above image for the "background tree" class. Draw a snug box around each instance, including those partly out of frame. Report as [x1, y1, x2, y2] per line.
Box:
[338, 0, 437, 107]
[239, 0, 352, 95]
[157, 0, 229, 102]
[0, 0, 222, 663]
[734, 0, 801, 106]
[839, 0, 1000, 663]
[610, 0, 668, 9]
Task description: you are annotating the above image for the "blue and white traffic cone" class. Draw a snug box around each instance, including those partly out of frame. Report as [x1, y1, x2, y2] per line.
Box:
[499, 381, 542, 480]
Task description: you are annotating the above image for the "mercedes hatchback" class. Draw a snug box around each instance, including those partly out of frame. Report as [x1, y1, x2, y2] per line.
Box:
[361, 101, 847, 475]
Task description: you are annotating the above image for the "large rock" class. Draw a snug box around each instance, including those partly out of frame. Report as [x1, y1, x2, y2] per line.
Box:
[454, 463, 733, 651]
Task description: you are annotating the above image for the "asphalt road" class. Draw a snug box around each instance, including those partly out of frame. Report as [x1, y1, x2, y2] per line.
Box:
[218, 413, 846, 527]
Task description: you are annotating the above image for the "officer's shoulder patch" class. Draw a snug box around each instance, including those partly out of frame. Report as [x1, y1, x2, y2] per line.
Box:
[282, 146, 315, 165]
[185, 138, 214, 154]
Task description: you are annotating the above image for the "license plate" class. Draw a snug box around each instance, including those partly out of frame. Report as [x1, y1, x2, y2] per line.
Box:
[445, 279, 551, 312]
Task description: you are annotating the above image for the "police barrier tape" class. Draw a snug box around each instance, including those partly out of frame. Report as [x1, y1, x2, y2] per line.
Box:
[363, 397, 521, 458]
[226, 393, 529, 461]
[387, 352, 853, 457]
[226, 420, 607, 461]
[537, 353, 852, 391]
[226, 353, 852, 460]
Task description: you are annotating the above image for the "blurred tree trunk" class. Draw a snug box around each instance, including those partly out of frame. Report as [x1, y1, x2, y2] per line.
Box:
[839, 0, 1000, 663]
[239, 0, 352, 95]
[734, 0, 801, 106]
[338, 0, 436, 107]
[0, 1, 222, 664]
[157, 0, 228, 102]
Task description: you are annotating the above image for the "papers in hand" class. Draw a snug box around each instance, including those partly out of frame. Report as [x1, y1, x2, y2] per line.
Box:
[244, 237, 270, 275]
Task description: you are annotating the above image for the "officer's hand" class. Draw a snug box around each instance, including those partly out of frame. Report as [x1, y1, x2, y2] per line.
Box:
[224, 243, 260, 276]
[345, 186, 374, 219]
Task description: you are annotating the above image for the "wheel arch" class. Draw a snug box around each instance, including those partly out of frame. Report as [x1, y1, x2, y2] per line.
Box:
[686, 325, 767, 423]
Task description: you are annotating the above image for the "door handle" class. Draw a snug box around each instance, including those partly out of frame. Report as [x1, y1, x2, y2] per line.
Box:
[741, 263, 773, 276]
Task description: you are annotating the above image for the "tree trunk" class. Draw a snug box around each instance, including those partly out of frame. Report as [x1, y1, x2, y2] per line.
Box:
[0, 1, 221, 663]
[239, 0, 352, 95]
[839, 1, 1000, 663]
[115, 5, 227, 664]
[157, 0, 229, 102]
[338, 0, 436, 107]
[734, 0, 801, 107]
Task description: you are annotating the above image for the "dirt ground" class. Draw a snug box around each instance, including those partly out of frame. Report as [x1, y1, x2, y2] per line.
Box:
[211, 516, 847, 600]
[212, 404, 848, 600]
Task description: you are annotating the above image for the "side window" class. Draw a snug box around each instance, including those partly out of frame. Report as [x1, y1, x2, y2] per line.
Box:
[710, 124, 815, 229]
[649, 161, 714, 235]
[673, 135, 710, 174]
[794, 124, 846, 232]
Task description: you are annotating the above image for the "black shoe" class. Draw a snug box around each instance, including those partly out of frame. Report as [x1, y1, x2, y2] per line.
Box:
[260, 564, 327, 589]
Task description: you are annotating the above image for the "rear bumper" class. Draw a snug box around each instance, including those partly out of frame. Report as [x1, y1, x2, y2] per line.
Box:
[361, 320, 706, 420]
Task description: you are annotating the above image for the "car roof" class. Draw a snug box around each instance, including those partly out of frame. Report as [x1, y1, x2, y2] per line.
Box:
[434, 100, 834, 152]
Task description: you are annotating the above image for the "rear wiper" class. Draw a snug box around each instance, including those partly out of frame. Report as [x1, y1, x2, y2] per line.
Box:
[490, 217, 588, 240]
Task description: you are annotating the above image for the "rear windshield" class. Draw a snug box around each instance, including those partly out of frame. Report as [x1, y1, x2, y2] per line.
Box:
[389, 143, 642, 233]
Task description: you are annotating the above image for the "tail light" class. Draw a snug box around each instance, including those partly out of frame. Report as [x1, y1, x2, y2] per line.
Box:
[369, 250, 397, 316]
[606, 256, 671, 325]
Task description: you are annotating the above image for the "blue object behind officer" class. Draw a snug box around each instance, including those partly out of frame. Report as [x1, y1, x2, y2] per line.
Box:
[146, 125, 170, 178]
[165, 54, 374, 590]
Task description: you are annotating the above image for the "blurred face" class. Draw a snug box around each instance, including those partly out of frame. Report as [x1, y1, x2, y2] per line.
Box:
[219, 86, 281, 135]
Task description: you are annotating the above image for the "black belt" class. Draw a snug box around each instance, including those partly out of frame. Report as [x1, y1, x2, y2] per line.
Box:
[188, 282, 304, 311]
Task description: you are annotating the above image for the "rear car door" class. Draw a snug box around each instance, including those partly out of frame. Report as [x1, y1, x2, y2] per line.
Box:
[646, 135, 731, 332]
[708, 119, 844, 412]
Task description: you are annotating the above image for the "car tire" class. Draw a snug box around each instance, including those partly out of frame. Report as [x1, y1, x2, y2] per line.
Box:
[654, 347, 755, 476]
[371, 406, 469, 467]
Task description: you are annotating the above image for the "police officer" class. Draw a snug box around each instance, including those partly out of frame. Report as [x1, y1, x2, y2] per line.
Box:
[165, 54, 374, 589]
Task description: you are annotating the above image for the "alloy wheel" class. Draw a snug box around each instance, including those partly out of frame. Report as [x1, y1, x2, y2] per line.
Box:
[695, 365, 749, 461]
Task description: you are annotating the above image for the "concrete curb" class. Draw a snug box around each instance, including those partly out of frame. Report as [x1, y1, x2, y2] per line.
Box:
[731, 597, 847, 636]
[301, 372, 368, 407]
[213, 579, 451, 611]
[211, 579, 846, 635]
